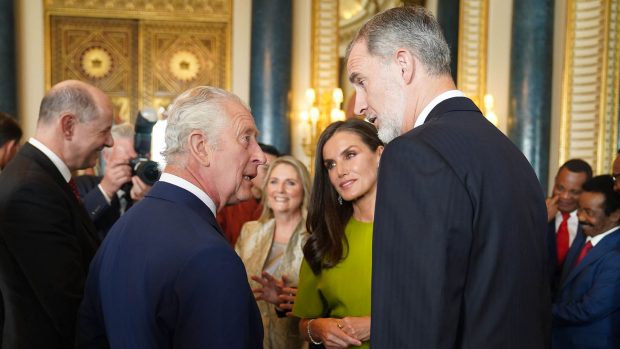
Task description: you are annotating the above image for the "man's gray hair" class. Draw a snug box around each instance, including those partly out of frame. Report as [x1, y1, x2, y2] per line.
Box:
[346, 6, 451, 77]
[38, 83, 100, 124]
[111, 122, 134, 140]
[162, 86, 248, 164]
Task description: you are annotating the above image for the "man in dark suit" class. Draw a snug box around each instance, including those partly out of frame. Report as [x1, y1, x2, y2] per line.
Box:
[74, 123, 152, 240]
[0, 80, 113, 348]
[546, 159, 592, 294]
[77, 86, 265, 348]
[346, 6, 550, 348]
[553, 175, 620, 348]
[0, 112, 22, 172]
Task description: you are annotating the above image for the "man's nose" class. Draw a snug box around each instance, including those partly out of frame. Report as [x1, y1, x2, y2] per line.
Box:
[354, 90, 368, 116]
[105, 133, 114, 148]
[250, 140, 266, 165]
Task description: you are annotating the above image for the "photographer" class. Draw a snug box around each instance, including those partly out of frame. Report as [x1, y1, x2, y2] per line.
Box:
[75, 123, 155, 240]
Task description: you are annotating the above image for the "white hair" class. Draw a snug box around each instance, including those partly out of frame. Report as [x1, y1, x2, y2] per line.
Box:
[162, 86, 249, 165]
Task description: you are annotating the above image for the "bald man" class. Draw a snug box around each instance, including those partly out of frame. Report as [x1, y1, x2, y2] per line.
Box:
[0, 80, 113, 348]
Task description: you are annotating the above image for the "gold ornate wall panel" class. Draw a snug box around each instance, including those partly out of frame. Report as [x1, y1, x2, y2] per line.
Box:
[141, 21, 229, 112]
[45, 0, 230, 21]
[560, 0, 620, 174]
[312, 0, 340, 108]
[457, 0, 488, 109]
[45, 0, 231, 123]
[50, 16, 138, 123]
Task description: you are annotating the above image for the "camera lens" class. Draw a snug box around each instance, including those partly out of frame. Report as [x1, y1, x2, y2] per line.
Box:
[130, 158, 161, 186]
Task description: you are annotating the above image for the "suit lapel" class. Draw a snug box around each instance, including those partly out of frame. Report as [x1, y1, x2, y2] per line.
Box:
[560, 228, 620, 289]
[559, 228, 585, 283]
[255, 220, 276, 271]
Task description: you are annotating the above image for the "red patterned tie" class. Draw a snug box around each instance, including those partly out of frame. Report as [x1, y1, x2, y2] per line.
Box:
[556, 212, 570, 265]
[68, 178, 81, 202]
[575, 241, 593, 266]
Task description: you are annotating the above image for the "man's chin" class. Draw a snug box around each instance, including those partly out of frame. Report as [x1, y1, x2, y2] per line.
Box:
[226, 190, 252, 205]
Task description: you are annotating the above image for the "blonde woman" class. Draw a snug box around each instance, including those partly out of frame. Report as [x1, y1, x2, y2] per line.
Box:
[235, 155, 311, 349]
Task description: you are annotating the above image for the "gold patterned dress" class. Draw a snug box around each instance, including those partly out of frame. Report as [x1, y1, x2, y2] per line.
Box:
[235, 218, 308, 349]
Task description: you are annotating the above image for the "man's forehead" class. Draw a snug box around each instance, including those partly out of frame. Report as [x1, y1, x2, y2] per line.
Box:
[230, 112, 258, 134]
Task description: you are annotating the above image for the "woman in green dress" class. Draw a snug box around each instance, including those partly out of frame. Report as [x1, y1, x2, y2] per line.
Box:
[292, 118, 383, 348]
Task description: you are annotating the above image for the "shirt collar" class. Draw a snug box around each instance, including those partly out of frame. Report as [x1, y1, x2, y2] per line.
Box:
[414, 90, 465, 128]
[556, 209, 578, 220]
[586, 225, 620, 247]
[159, 172, 217, 216]
[28, 137, 72, 182]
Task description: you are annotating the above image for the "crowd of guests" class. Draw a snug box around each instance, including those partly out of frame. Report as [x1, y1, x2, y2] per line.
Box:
[0, 5, 618, 349]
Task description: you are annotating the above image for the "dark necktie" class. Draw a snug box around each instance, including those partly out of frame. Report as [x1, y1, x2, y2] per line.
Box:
[68, 178, 81, 202]
[574, 241, 593, 266]
[556, 212, 570, 265]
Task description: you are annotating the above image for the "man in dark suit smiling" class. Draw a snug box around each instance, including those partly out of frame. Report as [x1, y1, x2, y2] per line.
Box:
[0, 80, 113, 348]
[346, 6, 550, 348]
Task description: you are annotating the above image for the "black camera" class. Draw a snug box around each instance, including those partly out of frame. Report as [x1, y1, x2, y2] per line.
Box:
[129, 157, 161, 186]
[129, 108, 161, 186]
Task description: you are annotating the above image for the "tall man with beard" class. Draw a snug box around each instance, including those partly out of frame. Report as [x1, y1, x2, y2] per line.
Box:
[346, 6, 549, 348]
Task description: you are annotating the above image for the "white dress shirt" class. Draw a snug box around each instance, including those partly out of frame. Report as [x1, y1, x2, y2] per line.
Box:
[29, 138, 71, 183]
[159, 172, 217, 216]
[587, 225, 620, 247]
[413, 90, 466, 128]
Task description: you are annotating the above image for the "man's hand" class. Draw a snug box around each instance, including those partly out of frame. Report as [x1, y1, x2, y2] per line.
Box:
[99, 159, 132, 199]
[546, 195, 559, 222]
[129, 176, 151, 202]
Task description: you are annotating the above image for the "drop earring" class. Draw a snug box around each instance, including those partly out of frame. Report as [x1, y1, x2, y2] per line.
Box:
[338, 195, 343, 206]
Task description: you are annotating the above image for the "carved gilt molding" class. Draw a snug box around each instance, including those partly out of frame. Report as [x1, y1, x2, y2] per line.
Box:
[45, 1, 231, 123]
[49, 16, 139, 122]
[44, 0, 230, 21]
[560, 0, 620, 174]
[457, 0, 488, 109]
[141, 20, 229, 112]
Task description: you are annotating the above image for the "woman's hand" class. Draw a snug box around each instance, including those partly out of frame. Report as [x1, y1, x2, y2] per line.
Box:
[251, 271, 283, 305]
[304, 318, 362, 348]
[278, 284, 297, 317]
[338, 316, 371, 342]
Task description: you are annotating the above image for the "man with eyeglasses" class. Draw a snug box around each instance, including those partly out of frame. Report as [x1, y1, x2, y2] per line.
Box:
[546, 159, 593, 295]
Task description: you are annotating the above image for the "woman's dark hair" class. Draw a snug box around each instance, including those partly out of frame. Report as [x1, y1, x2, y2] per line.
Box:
[304, 118, 383, 274]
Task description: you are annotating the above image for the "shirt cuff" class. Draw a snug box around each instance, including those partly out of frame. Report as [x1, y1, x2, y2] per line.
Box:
[97, 184, 112, 205]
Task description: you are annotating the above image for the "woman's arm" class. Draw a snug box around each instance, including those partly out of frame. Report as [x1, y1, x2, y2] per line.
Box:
[299, 317, 364, 349]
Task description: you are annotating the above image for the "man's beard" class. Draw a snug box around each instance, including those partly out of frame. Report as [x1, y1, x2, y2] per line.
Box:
[377, 110, 403, 144]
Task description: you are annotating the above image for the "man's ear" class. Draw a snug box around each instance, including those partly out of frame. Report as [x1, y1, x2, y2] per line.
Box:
[60, 113, 77, 140]
[395, 48, 415, 84]
[5, 139, 18, 155]
[610, 208, 620, 225]
[188, 131, 212, 166]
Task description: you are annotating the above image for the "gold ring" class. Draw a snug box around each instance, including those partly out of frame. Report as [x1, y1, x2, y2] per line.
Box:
[337, 321, 343, 329]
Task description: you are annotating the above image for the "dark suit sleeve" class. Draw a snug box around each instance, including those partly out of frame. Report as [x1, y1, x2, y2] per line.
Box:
[3, 182, 90, 341]
[371, 137, 473, 348]
[552, 252, 620, 324]
[75, 176, 112, 221]
[171, 247, 262, 348]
